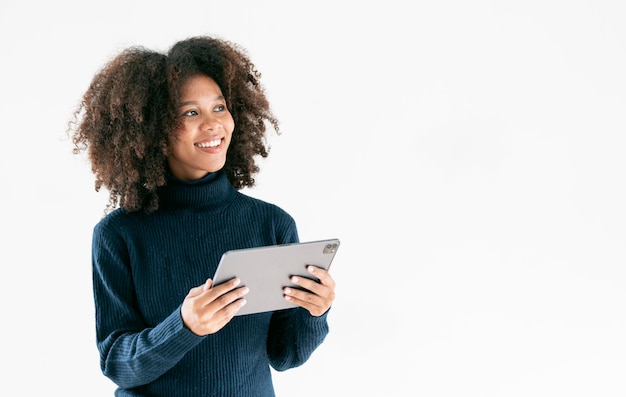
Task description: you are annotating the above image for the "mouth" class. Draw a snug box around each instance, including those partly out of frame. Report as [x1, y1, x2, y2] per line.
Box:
[195, 138, 222, 148]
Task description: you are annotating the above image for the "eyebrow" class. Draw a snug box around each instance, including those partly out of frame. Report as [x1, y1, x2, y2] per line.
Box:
[179, 96, 226, 107]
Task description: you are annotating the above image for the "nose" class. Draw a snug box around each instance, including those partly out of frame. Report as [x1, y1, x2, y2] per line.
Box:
[200, 113, 220, 131]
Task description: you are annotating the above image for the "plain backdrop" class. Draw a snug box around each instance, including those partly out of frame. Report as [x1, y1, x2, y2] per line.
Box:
[1, 1, 624, 396]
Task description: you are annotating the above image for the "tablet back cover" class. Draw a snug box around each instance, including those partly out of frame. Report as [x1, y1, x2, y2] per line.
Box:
[213, 239, 340, 316]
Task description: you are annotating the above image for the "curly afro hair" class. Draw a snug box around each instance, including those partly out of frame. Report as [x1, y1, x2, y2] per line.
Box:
[69, 36, 279, 214]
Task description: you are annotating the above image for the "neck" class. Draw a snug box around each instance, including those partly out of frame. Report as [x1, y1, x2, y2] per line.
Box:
[158, 170, 236, 210]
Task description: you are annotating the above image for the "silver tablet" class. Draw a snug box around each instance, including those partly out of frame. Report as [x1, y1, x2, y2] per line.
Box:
[212, 239, 340, 316]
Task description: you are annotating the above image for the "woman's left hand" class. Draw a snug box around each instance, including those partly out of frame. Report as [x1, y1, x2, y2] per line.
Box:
[283, 265, 336, 317]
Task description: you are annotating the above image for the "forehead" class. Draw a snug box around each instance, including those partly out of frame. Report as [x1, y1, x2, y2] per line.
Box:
[179, 74, 223, 98]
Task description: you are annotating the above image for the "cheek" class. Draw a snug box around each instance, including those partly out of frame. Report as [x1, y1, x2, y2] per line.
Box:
[168, 132, 190, 155]
[174, 121, 193, 136]
[225, 117, 235, 134]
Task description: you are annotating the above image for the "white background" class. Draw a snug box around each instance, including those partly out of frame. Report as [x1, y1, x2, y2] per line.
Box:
[1, 1, 625, 396]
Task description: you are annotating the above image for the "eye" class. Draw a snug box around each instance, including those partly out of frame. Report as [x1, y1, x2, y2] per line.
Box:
[182, 109, 198, 117]
[214, 104, 227, 112]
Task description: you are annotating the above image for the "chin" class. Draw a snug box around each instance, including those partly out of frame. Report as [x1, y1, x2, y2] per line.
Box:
[205, 162, 226, 173]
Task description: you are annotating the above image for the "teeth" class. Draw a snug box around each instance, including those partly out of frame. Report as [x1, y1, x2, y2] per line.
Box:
[196, 139, 221, 148]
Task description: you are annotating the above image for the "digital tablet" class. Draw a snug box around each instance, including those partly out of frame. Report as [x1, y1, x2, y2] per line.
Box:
[212, 238, 340, 316]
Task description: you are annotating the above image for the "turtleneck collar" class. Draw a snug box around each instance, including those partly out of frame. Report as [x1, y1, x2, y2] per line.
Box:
[158, 170, 237, 210]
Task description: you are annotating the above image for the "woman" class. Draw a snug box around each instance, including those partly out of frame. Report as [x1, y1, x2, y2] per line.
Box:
[69, 35, 336, 396]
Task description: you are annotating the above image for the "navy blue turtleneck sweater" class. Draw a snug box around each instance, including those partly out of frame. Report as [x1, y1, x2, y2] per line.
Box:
[91, 171, 329, 396]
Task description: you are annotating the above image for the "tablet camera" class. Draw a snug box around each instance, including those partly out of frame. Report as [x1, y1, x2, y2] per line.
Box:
[323, 243, 339, 254]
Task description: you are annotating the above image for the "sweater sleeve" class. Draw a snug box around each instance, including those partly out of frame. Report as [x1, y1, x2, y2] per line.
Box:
[266, 308, 330, 371]
[265, 207, 330, 371]
[92, 220, 204, 389]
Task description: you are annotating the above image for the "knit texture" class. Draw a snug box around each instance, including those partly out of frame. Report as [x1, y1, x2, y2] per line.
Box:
[91, 171, 329, 396]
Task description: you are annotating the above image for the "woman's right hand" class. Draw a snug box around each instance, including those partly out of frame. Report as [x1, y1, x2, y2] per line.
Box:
[181, 278, 249, 335]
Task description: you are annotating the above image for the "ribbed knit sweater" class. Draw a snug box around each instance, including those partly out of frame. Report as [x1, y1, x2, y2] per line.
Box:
[91, 170, 329, 396]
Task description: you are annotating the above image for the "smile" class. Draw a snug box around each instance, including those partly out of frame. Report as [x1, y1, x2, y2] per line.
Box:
[195, 139, 222, 148]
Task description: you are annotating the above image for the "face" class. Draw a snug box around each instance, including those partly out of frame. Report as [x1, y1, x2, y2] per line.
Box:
[168, 74, 235, 181]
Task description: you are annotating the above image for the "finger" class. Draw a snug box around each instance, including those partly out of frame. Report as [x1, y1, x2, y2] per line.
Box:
[187, 283, 208, 299]
[196, 277, 242, 306]
[288, 275, 321, 295]
[283, 286, 323, 305]
[203, 286, 249, 325]
[286, 268, 335, 316]
[306, 265, 336, 289]
[183, 283, 249, 335]
[283, 287, 328, 317]
[211, 277, 241, 292]
[289, 273, 333, 299]
[213, 285, 249, 311]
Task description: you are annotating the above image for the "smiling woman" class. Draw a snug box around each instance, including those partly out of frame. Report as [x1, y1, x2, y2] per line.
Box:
[66, 36, 337, 397]
[167, 75, 235, 181]
[69, 37, 278, 214]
